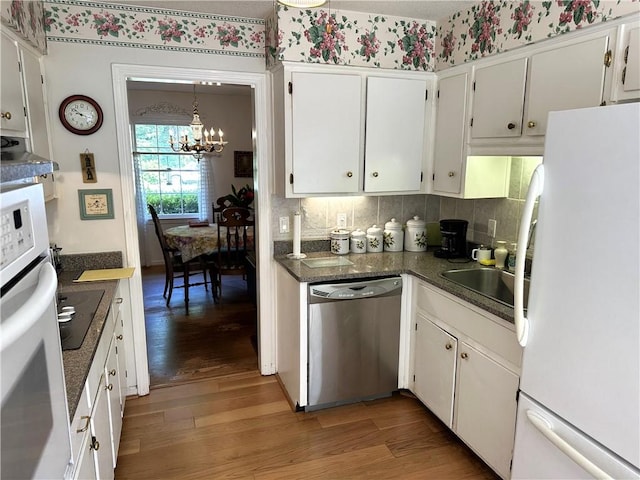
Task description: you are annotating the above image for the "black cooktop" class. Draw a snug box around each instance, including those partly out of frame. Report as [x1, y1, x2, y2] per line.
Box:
[57, 290, 105, 350]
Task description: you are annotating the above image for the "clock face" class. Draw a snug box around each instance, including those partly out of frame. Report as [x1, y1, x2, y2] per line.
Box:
[59, 95, 103, 135]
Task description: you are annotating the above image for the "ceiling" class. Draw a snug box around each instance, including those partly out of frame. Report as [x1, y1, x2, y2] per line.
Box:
[102, 0, 478, 22]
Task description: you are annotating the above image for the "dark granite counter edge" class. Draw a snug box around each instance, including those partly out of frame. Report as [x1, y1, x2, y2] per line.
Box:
[274, 250, 516, 324]
[58, 273, 118, 420]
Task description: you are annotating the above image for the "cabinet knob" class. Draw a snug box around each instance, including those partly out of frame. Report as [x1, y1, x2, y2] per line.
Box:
[106, 383, 113, 391]
[346, 171, 353, 178]
[448, 171, 455, 177]
[507, 122, 516, 130]
[109, 369, 116, 376]
[604, 49, 612, 68]
[115, 297, 123, 304]
[445, 343, 452, 350]
[90, 437, 100, 451]
[460, 352, 469, 359]
[372, 171, 379, 178]
[527, 121, 536, 129]
[76, 415, 91, 433]
[1, 111, 12, 120]
[116, 334, 123, 340]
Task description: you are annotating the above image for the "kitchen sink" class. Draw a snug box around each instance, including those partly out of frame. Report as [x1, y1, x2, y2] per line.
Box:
[440, 268, 529, 309]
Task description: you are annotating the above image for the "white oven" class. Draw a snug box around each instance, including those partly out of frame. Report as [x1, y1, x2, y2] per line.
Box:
[1, 183, 72, 478]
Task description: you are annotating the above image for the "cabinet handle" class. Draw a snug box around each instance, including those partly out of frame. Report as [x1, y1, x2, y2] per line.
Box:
[106, 383, 113, 391]
[507, 122, 516, 130]
[109, 369, 116, 376]
[622, 66, 627, 85]
[90, 437, 100, 451]
[116, 334, 123, 340]
[76, 415, 91, 433]
[346, 171, 353, 178]
[448, 171, 455, 177]
[1, 111, 12, 120]
[445, 343, 452, 350]
[372, 171, 379, 178]
[460, 352, 469, 359]
[527, 121, 536, 129]
[624, 45, 629, 64]
[115, 297, 123, 304]
[603, 49, 612, 67]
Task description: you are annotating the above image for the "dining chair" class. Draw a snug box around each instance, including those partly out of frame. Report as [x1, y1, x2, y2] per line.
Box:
[147, 204, 209, 310]
[211, 207, 255, 303]
[212, 196, 233, 223]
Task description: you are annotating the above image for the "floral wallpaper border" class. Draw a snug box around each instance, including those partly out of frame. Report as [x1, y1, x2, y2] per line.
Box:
[1, 0, 48, 53]
[43, 0, 266, 57]
[266, 4, 438, 71]
[435, 0, 640, 69]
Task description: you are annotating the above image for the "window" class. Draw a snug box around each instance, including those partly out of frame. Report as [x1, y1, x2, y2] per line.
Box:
[134, 124, 200, 216]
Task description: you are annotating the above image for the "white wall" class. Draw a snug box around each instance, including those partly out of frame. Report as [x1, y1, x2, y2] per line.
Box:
[43, 41, 264, 255]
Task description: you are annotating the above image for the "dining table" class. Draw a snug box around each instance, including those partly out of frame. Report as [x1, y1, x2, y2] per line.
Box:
[164, 224, 255, 262]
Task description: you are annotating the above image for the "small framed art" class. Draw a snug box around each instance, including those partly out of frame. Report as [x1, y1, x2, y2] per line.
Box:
[78, 189, 114, 220]
[234, 151, 253, 178]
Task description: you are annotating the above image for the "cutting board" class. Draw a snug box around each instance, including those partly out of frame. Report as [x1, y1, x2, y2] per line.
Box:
[74, 267, 135, 282]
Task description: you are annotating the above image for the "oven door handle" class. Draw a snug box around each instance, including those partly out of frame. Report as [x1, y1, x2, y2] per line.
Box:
[1, 262, 57, 352]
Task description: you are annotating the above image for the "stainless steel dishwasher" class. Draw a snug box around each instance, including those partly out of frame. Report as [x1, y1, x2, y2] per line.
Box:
[307, 276, 402, 410]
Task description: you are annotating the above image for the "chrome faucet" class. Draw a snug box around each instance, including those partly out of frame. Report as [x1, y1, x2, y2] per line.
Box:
[527, 219, 538, 249]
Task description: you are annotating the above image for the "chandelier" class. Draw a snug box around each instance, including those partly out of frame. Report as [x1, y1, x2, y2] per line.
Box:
[169, 85, 227, 160]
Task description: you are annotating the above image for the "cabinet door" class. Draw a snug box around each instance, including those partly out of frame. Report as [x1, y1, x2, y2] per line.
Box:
[290, 72, 361, 194]
[105, 337, 122, 467]
[524, 35, 609, 137]
[455, 342, 519, 479]
[92, 374, 115, 480]
[1, 33, 27, 134]
[72, 433, 97, 480]
[621, 26, 640, 98]
[432, 72, 468, 195]
[114, 309, 127, 415]
[413, 314, 457, 428]
[20, 48, 50, 157]
[364, 76, 426, 192]
[471, 58, 527, 139]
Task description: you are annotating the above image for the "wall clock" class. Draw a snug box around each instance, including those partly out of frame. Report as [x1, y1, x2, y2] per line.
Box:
[59, 95, 103, 135]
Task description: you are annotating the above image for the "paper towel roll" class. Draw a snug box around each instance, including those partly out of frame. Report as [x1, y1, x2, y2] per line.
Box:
[293, 211, 301, 257]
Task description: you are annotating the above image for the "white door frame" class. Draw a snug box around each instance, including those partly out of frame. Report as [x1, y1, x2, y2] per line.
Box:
[112, 64, 275, 396]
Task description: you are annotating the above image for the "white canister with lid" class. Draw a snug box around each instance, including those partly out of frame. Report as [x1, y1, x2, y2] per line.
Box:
[330, 229, 350, 255]
[383, 218, 404, 252]
[366, 225, 383, 253]
[350, 229, 367, 254]
[404, 216, 428, 252]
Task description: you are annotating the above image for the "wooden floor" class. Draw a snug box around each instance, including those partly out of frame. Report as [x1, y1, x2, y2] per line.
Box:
[116, 266, 499, 479]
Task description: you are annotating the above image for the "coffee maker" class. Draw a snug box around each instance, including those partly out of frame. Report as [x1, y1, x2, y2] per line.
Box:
[434, 219, 468, 258]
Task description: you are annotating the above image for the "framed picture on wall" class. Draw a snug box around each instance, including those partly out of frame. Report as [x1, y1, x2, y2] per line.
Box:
[78, 189, 114, 220]
[234, 151, 253, 178]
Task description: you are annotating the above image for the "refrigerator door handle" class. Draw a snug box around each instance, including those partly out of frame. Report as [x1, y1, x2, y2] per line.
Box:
[515, 164, 544, 347]
[526, 410, 613, 480]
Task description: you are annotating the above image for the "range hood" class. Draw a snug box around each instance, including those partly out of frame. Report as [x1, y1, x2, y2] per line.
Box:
[1, 136, 59, 183]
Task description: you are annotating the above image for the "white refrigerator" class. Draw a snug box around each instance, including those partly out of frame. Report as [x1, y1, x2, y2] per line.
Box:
[511, 103, 640, 479]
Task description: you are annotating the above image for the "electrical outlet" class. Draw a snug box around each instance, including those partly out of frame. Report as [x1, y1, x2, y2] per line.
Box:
[488, 219, 497, 238]
[279, 216, 290, 234]
[337, 213, 347, 228]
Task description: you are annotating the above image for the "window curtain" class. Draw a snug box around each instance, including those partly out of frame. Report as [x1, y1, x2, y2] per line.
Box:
[199, 157, 214, 223]
[133, 152, 152, 266]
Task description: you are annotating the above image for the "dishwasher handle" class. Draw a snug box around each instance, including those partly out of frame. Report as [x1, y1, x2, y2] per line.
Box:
[309, 277, 402, 302]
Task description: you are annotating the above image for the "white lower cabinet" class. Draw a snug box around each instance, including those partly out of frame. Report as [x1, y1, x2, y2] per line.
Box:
[68, 283, 125, 479]
[411, 278, 522, 479]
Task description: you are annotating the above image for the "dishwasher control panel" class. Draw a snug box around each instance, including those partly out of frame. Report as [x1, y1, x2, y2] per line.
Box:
[309, 276, 402, 301]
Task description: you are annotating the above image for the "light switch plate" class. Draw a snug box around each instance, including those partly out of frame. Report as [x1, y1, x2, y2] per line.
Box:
[337, 213, 347, 228]
[279, 216, 289, 234]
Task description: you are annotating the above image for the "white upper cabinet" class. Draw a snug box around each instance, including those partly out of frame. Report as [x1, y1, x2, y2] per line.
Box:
[523, 33, 610, 137]
[471, 58, 528, 139]
[1, 32, 27, 136]
[274, 63, 433, 197]
[611, 19, 640, 102]
[20, 48, 50, 158]
[364, 76, 426, 193]
[432, 71, 468, 196]
[290, 71, 362, 195]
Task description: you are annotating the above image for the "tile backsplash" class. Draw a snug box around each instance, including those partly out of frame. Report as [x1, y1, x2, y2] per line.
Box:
[270, 156, 541, 251]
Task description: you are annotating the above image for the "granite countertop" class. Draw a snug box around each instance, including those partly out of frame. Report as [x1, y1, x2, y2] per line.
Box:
[57, 270, 118, 420]
[275, 250, 517, 323]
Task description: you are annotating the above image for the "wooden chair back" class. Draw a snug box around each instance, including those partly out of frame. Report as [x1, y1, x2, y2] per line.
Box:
[212, 196, 233, 223]
[216, 207, 254, 276]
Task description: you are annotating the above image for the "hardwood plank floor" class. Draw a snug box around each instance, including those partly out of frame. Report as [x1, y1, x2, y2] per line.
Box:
[116, 372, 499, 479]
[123, 266, 500, 479]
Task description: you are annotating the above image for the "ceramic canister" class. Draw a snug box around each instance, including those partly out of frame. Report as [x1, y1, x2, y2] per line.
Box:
[330, 229, 350, 255]
[366, 225, 384, 253]
[383, 218, 404, 252]
[404, 216, 428, 252]
[350, 229, 367, 254]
